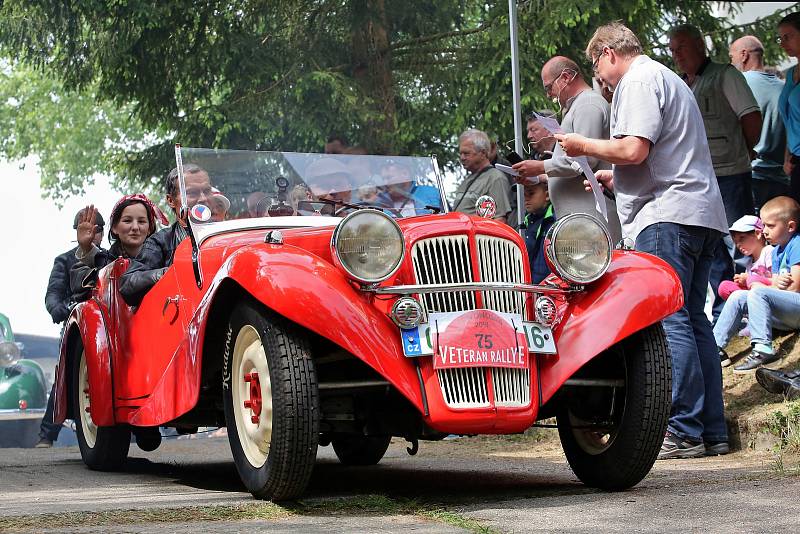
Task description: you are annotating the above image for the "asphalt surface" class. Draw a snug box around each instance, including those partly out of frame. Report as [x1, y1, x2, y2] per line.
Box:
[2, 434, 799, 532]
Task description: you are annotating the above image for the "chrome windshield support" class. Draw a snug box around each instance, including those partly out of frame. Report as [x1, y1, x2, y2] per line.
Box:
[364, 282, 581, 296]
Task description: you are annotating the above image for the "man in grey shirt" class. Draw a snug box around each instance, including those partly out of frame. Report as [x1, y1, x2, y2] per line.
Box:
[453, 129, 511, 222]
[729, 35, 790, 208]
[557, 22, 730, 459]
[513, 56, 621, 243]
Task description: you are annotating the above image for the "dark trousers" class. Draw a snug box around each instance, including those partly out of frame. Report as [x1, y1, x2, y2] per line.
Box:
[636, 223, 727, 442]
[790, 155, 800, 205]
[709, 172, 755, 320]
[38, 383, 62, 441]
[752, 178, 791, 214]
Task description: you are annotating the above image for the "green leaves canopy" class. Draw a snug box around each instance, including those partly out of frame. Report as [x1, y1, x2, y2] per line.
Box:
[0, 1, 797, 198]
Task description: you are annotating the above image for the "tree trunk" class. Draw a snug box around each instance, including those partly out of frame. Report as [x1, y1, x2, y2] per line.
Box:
[351, 0, 396, 154]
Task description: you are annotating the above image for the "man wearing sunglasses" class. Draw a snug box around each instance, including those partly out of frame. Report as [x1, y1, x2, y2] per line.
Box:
[513, 56, 621, 243]
[555, 22, 729, 461]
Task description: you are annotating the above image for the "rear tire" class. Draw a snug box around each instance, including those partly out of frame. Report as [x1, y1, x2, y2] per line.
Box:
[557, 323, 671, 490]
[332, 435, 391, 466]
[222, 301, 319, 501]
[72, 341, 130, 471]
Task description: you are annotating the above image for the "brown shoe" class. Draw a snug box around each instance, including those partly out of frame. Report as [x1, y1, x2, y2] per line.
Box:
[34, 438, 53, 448]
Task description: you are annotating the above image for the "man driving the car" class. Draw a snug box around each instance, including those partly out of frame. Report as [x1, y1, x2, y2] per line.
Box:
[119, 163, 213, 306]
[302, 158, 354, 213]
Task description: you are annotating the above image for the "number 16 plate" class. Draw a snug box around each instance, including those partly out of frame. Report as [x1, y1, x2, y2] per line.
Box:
[400, 318, 556, 357]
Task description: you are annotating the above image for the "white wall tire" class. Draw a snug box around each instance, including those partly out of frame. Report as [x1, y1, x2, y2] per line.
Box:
[72, 341, 130, 471]
[222, 302, 319, 501]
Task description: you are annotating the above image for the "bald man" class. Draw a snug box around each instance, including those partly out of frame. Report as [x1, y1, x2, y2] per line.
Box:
[513, 56, 621, 243]
[729, 35, 790, 208]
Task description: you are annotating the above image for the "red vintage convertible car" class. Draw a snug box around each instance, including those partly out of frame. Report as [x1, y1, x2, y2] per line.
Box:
[54, 147, 681, 501]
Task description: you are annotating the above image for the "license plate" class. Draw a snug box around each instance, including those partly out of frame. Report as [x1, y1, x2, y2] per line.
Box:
[400, 312, 556, 357]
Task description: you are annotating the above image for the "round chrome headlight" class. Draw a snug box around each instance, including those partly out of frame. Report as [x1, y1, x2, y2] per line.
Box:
[544, 213, 612, 284]
[332, 209, 405, 284]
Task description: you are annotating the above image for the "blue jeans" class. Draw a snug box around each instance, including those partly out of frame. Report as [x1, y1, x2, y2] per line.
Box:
[713, 290, 749, 348]
[636, 223, 727, 443]
[709, 172, 755, 319]
[748, 286, 800, 346]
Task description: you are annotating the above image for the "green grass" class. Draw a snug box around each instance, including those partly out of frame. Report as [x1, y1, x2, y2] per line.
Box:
[0, 494, 497, 533]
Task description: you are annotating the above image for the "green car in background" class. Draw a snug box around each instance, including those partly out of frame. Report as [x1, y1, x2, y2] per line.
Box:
[0, 312, 50, 447]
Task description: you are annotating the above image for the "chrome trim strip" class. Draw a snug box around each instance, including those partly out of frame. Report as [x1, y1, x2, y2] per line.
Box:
[367, 282, 579, 295]
[318, 380, 390, 390]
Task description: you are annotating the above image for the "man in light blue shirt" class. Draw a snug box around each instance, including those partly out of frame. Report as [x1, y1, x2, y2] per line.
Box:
[556, 22, 730, 460]
[730, 36, 790, 210]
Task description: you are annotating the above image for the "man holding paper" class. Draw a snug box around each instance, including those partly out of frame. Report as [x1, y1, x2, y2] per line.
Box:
[511, 56, 621, 243]
[556, 22, 730, 460]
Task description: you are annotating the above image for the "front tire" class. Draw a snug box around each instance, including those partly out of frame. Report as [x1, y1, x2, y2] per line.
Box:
[222, 302, 320, 501]
[557, 323, 671, 490]
[332, 435, 391, 466]
[72, 341, 130, 471]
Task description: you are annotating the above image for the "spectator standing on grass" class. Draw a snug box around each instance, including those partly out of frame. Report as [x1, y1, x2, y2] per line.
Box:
[512, 56, 621, 244]
[453, 129, 511, 223]
[777, 12, 800, 205]
[556, 22, 730, 459]
[669, 24, 762, 321]
[729, 35, 790, 210]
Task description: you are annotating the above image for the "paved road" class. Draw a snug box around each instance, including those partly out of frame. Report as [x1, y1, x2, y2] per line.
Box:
[2, 435, 799, 532]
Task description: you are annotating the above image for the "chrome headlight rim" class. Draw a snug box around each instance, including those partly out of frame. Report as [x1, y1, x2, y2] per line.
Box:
[545, 213, 612, 285]
[331, 209, 405, 284]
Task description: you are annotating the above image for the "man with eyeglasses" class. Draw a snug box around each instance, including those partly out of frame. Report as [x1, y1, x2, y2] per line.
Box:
[729, 35, 791, 209]
[555, 22, 729, 460]
[119, 164, 213, 306]
[669, 24, 762, 323]
[513, 56, 621, 243]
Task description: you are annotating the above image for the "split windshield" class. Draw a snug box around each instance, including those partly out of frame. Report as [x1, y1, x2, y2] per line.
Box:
[176, 147, 446, 225]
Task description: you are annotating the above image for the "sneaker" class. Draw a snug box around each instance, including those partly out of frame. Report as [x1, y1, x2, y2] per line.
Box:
[704, 441, 730, 456]
[657, 431, 706, 460]
[755, 367, 800, 399]
[719, 348, 731, 368]
[737, 326, 751, 338]
[35, 438, 53, 448]
[732, 349, 781, 374]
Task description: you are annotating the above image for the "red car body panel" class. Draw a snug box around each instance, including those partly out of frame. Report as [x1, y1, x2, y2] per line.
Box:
[54, 211, 682, 435]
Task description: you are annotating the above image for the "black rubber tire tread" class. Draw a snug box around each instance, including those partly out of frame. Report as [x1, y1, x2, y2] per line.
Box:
[223, 301, 320, 501]
[557, 323, 671, 490]
[332, 435, 392, 465]
[72, 341, 131, 471]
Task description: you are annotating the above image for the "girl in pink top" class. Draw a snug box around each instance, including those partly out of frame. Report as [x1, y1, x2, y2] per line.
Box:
[719, 215, 773, 300]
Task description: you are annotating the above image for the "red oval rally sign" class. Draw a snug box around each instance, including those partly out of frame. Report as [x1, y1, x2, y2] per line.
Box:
[433, 309, 528, 369]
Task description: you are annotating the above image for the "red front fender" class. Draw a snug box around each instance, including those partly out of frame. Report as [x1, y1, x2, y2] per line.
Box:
[53, 300, 115, 426]
[223, 245, 424, 411]
[540, 250, 683, 404]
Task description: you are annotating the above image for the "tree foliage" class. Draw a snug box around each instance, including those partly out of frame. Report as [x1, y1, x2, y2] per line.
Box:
[0, 0, 798, 199]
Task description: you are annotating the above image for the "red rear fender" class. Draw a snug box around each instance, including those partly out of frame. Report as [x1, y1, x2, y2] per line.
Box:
[53, 300, 115, 426]
[540, 250, 682, 404]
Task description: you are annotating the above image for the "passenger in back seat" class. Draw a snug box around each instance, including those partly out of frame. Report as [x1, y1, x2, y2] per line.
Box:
[71, 194, 167, 301]
[119, 164, 214, 306]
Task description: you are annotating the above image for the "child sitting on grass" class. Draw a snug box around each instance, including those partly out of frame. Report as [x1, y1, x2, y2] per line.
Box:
[714, 197, 800, 373]
[717, 215, 773, 301]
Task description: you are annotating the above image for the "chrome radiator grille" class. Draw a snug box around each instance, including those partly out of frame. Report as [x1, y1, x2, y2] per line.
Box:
[476, 235, 526, 315]
[492, 368, 531, 407]
[410, 234, 531, 409]
[411, 236, 475, 314]
[437, 367, 490, 408]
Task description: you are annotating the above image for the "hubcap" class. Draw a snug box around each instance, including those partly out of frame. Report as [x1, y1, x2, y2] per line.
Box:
[78, 351, 98, 448]
[231, 325, 273, 468]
